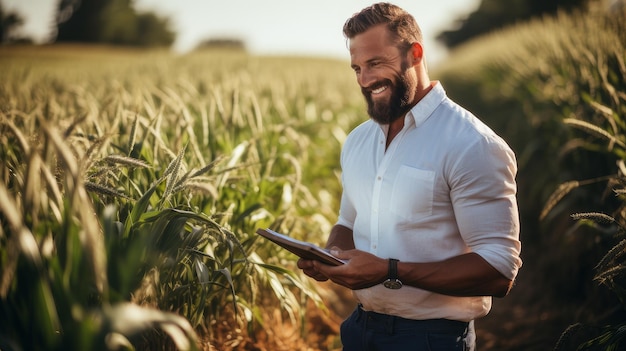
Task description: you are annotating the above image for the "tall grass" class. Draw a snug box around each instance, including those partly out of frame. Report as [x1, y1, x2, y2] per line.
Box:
[0, 46, 363, 350]
[436, 4, 625, 350]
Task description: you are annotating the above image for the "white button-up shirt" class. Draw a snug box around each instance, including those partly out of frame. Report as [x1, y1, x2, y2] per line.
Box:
[336, 82, 522, 322]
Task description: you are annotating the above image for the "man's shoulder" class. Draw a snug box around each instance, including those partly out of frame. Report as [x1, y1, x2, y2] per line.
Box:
[351, 118, 376, 132]
[436, 100, 505, 142]
[341, 120, 380, 161]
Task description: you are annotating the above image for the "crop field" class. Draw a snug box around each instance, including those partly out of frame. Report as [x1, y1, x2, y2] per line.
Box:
[436, 6, 626, 350]
[0, 44, 367, 350]
[1, 5, 625, 351]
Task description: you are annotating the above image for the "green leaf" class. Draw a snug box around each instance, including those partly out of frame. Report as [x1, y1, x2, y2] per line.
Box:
[102, 302, 199, 351]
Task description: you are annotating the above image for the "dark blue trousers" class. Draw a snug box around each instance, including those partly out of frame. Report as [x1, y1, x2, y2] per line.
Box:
[340, 306, 471, 351]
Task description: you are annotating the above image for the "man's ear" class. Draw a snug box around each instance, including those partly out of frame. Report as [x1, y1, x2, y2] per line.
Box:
[410, 42, 423, 65]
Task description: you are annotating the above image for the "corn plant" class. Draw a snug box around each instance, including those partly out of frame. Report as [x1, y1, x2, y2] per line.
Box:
[0, 115, 199, 351]
[437, 5, 626, 242]
[435, 4, 626, 350]
[0, 45, 362, 350]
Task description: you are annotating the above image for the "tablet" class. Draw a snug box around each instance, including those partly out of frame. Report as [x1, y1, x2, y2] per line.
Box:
[255, 228, 346, 266]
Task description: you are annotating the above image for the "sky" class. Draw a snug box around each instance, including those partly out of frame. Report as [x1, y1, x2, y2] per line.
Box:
[3, 0, 480, 65]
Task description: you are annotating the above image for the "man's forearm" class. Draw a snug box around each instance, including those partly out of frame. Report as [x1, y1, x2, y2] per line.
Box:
[326, 224, 355, 250]
[398, 252, 513, 297]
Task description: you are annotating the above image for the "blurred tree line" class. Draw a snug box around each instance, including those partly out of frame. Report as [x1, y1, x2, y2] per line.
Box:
[1, 0, 607, 48]
[436, 0, 596, 48]
[0, 0, 174, 47]
[194, 38, 246, 51]
[55, 0, 175, 47]
[0, 2, 28, 43]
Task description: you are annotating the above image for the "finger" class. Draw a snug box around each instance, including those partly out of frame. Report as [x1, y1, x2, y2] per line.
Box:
[312, 260, 339, 276]
[297, 258, 314, 269]
[329, 248, 353, 260]
[312, 274, 329, 282]
[301, 266, 328, 282]
[302, 270, 314, 278]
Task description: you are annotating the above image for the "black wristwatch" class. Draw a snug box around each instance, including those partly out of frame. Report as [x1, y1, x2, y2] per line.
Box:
[383, 258, 403, 289]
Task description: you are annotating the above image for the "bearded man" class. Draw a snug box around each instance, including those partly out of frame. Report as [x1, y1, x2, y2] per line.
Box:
[297, 3, 522, 350]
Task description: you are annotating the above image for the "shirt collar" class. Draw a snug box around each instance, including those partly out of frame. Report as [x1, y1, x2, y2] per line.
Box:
[407, 81, 446, 129]
[377, 81, 446, 134]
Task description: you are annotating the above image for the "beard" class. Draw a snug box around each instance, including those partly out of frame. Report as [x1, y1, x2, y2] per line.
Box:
[362, 63, 415, 125]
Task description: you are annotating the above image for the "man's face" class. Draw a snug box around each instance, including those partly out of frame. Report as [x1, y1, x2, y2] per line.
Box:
[349, 24, 417, 125]
[362, 60, 413, 125]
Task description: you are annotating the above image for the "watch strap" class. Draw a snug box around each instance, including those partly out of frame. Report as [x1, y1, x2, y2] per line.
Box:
[388, 258, 399, 280]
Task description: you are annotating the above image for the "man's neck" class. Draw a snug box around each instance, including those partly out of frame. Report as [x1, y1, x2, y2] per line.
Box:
[386, 117, 405, 149]
[385, 81, 436, 149]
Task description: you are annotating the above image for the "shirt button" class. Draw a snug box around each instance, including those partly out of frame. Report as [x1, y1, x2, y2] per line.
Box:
[377, 176, 382, 180]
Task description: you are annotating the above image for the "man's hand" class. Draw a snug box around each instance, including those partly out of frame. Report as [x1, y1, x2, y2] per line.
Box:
[297, 257, 329, 282]
[304, 248, 388, 290]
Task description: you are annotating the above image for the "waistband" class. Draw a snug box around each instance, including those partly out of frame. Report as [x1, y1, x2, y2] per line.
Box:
[356, 304, 469, 333]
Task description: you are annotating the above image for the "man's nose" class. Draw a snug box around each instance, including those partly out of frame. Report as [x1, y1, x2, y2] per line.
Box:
[357, 68, 376, 89]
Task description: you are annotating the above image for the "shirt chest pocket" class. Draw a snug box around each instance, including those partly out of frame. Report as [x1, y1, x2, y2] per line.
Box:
[390, 166, 435, 220]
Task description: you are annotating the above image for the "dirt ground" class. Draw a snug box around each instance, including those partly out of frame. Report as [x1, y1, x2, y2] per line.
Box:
[473, 267, 569, 350]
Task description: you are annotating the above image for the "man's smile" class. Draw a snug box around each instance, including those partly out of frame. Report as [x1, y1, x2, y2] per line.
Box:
[371, 85, 388, 94]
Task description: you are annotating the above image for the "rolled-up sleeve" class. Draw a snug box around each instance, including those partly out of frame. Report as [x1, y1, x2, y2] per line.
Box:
[449, 137, 522, 280]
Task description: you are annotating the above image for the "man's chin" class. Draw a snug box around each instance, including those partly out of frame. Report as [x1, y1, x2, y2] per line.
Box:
[368, 112, 392, 125]
[368, 105, 407, 125]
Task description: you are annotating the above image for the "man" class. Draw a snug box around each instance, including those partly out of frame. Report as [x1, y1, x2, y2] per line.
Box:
[297, 2, 522, 350]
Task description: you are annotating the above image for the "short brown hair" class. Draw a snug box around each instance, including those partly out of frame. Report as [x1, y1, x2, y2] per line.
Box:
[343, 2, 423, 49]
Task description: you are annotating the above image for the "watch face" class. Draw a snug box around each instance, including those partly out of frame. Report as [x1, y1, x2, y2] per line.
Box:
[383, 279, 403, 289]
